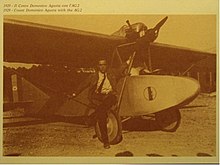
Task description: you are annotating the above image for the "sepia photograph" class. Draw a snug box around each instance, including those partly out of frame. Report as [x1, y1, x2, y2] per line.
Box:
[1, 0, 218, 164]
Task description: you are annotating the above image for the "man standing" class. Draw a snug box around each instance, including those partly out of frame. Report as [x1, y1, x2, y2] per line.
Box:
[72, 59, 128, 149]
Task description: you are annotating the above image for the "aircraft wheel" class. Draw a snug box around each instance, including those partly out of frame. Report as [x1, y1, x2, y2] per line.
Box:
[155, 109, 181, 132]
[95, 110, 123, 145]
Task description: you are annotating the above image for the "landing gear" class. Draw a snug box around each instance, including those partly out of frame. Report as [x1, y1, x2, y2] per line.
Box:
[155, 109, 181, 132]
[95, 110, 122, 145]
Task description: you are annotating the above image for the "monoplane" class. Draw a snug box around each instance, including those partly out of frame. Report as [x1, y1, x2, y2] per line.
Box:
[3, 16, 215, 144]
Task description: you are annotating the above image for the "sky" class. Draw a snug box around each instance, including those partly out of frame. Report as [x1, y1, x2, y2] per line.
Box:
[4, 15, 217, 68]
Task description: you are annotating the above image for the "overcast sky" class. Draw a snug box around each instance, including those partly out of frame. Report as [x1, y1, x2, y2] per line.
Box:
[4, 15, 216, 68]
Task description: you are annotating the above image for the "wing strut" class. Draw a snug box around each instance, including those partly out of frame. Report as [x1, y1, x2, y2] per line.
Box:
[111, 47, 123, 67]
[110, 42, 136, 67]
[182, 64, 195, 76]
[116, 51, 136, 115]
[147, 44, 152, 72]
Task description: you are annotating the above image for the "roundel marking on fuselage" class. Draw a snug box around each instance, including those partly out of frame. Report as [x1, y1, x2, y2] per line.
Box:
[143, 86, 157, 101]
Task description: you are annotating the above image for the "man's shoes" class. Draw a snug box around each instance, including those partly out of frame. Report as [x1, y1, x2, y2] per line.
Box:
[103, 143, 110, 149]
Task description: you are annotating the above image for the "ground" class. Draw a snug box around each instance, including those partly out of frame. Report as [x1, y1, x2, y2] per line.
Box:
[3, 94, 217, 158]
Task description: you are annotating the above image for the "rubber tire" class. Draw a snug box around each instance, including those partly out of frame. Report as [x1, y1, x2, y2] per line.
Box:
[155, 109, 181, 132]
[95, 110, 122, 145]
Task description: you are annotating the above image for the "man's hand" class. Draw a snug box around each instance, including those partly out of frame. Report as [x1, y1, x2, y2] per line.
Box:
[67, 93, 77, 100]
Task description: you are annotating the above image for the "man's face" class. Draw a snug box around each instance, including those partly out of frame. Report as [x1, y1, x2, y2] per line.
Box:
[98, 60, 107, 73]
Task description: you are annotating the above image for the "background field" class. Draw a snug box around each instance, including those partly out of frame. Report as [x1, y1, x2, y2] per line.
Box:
[3, 94, 216, 157]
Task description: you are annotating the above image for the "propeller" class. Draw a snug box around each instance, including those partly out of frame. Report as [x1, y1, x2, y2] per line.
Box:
[146, 16, 168, 42]
[141, 16, 168, 72]
[125, 16, 168, 42]
[123, 17, 168, 73]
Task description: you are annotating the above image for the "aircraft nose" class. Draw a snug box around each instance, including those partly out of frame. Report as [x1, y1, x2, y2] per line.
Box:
[173, 76, 200, 106]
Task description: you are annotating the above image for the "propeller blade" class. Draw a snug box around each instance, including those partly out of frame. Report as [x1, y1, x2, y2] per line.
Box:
[154, 16, 168, 30]
[126, 20, 132, 29]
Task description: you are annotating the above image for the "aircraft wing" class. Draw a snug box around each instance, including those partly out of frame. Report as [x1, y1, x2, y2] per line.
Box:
[4, 19, 125, 67]
[4, 19, 215, 70]
[149, 42, 215, 72]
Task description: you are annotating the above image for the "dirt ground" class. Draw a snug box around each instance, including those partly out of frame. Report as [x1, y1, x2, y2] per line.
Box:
[3, 94, 217, 157]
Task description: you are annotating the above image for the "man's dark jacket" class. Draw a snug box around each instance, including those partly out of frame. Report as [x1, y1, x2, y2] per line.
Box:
[75, 63, 128, 100]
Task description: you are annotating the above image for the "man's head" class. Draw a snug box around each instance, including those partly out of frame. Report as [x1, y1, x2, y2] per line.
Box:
[98, 59, 107, 73]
